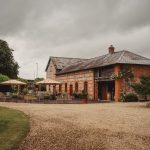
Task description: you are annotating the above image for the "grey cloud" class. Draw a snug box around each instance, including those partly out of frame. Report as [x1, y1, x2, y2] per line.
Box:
[0, 0, 150, 78]
[0, 0, 32, 35]
[114, 0, 150, 31]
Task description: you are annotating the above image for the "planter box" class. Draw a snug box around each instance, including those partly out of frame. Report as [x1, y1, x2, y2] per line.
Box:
[81, 99, 88, 104]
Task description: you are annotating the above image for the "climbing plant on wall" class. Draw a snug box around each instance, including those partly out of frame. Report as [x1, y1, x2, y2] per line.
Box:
[111, 65, 135, 101]
[111, 65, 134, 84]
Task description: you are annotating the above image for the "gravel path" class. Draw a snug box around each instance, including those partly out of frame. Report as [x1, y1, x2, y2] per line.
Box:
[0, 102, 150, 150]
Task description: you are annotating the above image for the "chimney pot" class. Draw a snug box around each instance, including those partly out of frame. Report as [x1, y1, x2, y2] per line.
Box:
[108, 45, 115, 54]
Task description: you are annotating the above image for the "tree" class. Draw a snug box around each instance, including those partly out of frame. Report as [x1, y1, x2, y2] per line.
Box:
[0, 74, 10, 83]
[0, 74, 11, 92]
[34, 78, 44, 82]
[0, 39, 19, 78]
[18, 77, 28, 84]
[132, 75, 150, 100]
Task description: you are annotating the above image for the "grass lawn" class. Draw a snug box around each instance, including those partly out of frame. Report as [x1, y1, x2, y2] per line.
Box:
[0, 107, 29, 150]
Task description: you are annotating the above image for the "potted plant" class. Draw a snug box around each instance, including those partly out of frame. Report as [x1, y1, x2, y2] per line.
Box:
[80, 92, 88, 104]
[49, 94, 56, 100]
[73, 92, 80, 100]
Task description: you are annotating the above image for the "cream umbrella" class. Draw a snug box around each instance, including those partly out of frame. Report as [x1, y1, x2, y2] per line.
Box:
[36, 79, 61, 85]
[0, 79, 26, 85]
[36, 79, 61, 93]
[0, 79, 26, 94]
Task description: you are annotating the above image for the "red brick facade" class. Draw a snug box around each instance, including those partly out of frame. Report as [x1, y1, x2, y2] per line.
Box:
[56, 70, 95, 100]
[46, 59, 150, 101]
[114, 64, 150, 101]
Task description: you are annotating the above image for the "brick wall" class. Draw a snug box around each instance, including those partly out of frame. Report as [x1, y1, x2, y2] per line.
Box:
[115, 64, 150, 101]
[120, 65, 150, 92]
[56, 70, 95, 100]
[46, 60, 56, 80]
[131, 65, 150, 81]
[46, 62, 150, 101]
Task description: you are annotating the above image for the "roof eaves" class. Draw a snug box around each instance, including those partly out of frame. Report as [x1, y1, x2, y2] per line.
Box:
[45, 56, 58, 71]
[57, 63, 117, 75]
[45, 57, 51, 71]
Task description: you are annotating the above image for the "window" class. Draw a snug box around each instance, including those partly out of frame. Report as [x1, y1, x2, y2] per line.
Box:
[84, 81, 88, 93]
[75, 82, 78, 92]
[65, 83, 67, 92]
[59, 84, 62, 92]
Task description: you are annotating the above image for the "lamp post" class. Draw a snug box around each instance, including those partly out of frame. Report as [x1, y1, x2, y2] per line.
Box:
[36, 62, 38, 78]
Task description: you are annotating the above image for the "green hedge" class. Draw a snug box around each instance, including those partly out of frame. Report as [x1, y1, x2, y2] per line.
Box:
[73, 92, 88, 99]
[44, 94, 56, 100]
[124, 93, 138, 102]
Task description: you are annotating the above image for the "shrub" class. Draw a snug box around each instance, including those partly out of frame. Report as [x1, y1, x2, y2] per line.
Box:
[132, 75, 150, 100]
[73, 92, 88, 99]
[73, 92, 81, 99]
[119, 92, 126, 102]
[0, 74, 9, 83]
[22, 88, 28, 95]
[124, 93, 138, 102]
[79, 92, 88, 99]
[44, 94, 56, 100]
[49, 94, 56, 100]
[44, 95, 50, 100]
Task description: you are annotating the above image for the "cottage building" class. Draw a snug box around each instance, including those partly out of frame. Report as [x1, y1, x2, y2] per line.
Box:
[45, 46, 150, 101]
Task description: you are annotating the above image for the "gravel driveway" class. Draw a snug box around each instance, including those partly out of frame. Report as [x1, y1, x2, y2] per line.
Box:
[0, 102, 150, 150]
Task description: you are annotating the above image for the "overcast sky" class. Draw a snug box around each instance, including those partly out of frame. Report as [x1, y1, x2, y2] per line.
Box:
[0, 0, 150, 79]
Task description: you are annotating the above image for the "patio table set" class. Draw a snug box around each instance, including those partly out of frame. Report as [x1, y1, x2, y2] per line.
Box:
[0, 78, 64, 103]
[0, 78, 88, 104]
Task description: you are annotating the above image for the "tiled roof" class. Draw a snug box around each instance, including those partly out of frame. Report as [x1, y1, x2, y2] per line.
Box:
[45, 56, 87, 71]
[117, 50, 150, 64]
[57, 50, 150, 74]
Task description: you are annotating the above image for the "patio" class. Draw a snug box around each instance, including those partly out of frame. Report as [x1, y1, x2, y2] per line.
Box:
[0, 78, 92, 104]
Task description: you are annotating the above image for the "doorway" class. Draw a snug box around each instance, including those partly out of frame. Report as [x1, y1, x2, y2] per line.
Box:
[98, 81, 115, 101]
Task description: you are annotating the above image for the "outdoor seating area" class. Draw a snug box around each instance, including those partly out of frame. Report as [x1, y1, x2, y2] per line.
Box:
[0, 78, 88, 104]
[0, 92, 22, 102]
[0, 92, 84, 104]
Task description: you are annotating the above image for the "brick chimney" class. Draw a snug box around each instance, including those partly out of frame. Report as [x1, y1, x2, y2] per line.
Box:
[108, 45, 115, 54]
